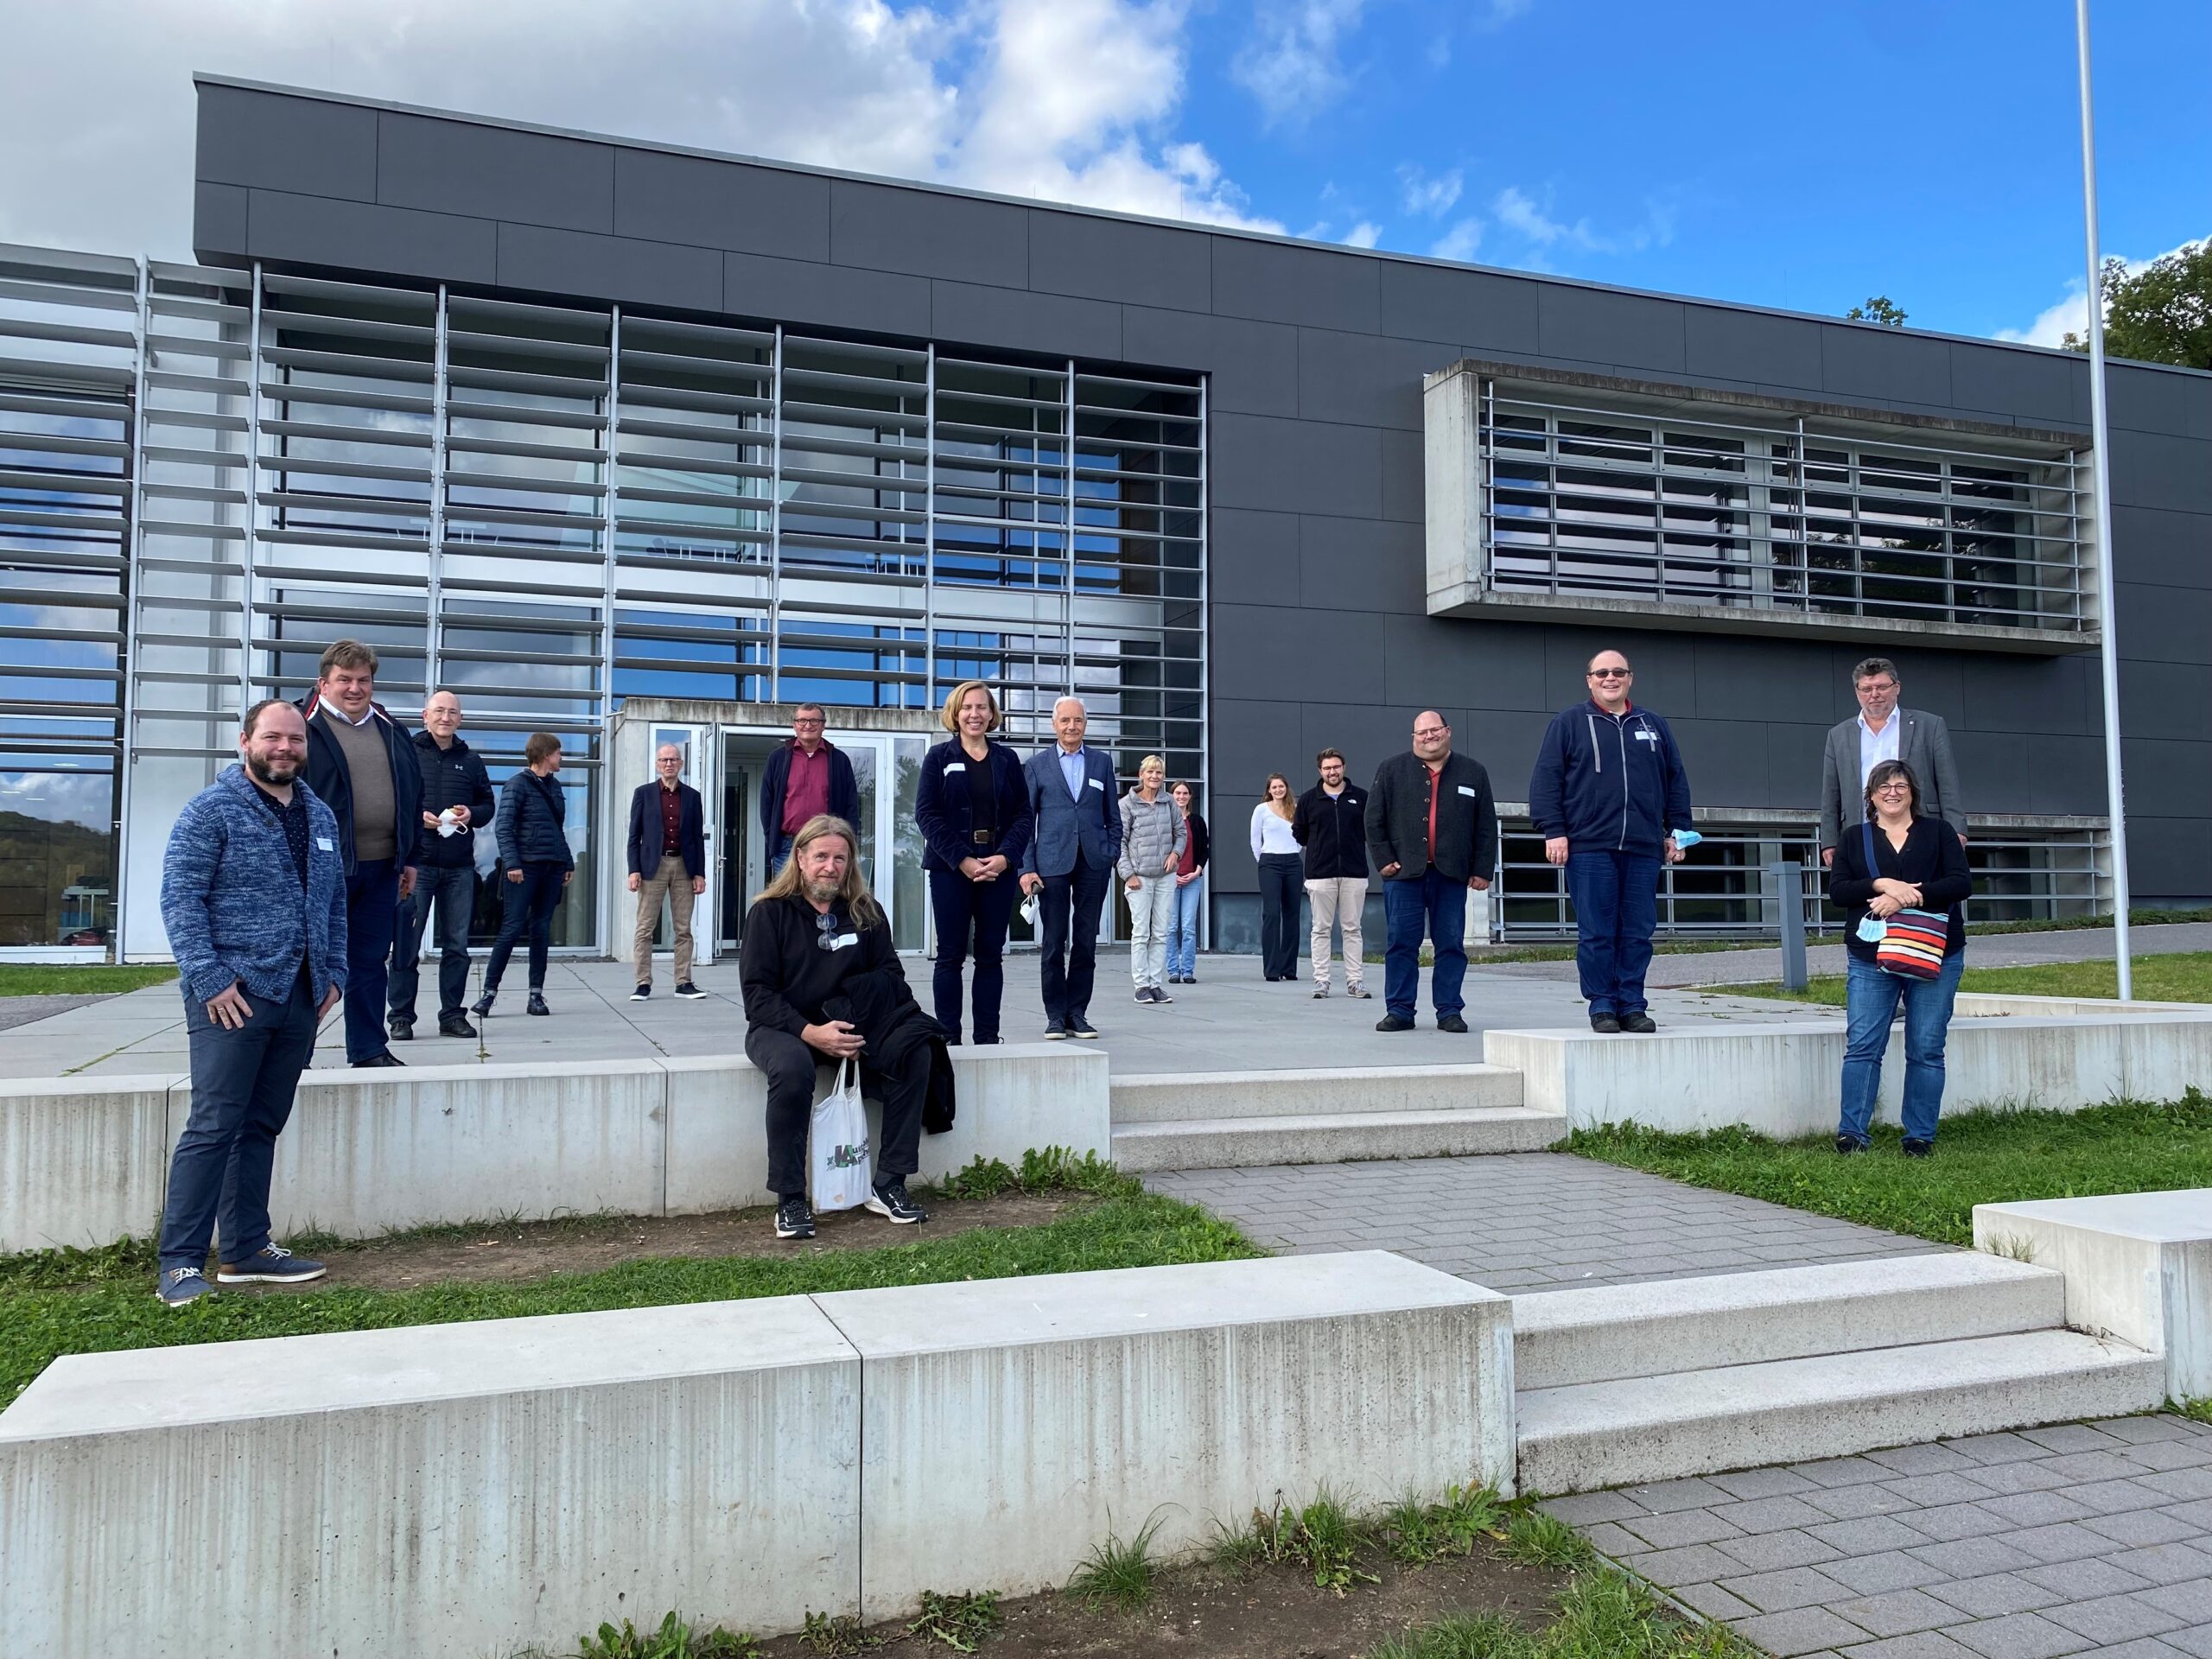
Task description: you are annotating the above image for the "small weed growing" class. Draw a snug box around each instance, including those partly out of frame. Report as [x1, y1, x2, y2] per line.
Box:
[2180, 1396, 2211, 1427]
[797, 1611, 878, 1655]
[575, 1611, 760, 1659]
[1066, 1512, 1167, 1611]
[1214, 1491, 1381, 1595]
[929, 1145, 1136, 1203]
[1375, 1563, 1757, 1658]
[904, 1589, 1001, 1652]
[1384, 1482, 1507, 1565]
[1498, 1509, 1593, 1572]
[1369, 1609, 1534, 1658]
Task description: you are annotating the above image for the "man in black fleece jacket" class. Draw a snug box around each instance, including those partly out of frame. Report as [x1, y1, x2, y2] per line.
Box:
[740, 813, 930, 1242]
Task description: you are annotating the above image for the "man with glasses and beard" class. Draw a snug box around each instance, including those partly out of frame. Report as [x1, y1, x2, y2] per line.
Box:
[740, 814, 932, 1243]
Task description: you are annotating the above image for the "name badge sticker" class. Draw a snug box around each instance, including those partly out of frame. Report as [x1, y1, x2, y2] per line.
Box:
[943, 761, 966, 773]
[315, 836, 334, 851]
[1636, 729, 1659, 744]
[830, 932, 861, 951]
[1087, 777, 1105, 791]
[1457, 785, 1477, 798]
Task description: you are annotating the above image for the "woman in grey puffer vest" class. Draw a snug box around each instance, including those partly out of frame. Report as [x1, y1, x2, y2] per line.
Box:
[1118, 754, 1188, 1006]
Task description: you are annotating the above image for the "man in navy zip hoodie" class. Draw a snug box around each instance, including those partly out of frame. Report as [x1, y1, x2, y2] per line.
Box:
[1529, 649, 1694, 1034]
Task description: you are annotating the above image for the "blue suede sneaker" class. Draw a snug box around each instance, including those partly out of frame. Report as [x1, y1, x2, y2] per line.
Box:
[217, 1245, 327, 1286]
[156, 1265, 214, 1307]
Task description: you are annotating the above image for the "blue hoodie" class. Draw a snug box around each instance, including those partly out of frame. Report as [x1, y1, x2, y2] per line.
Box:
[1529, 702, 1694, 860]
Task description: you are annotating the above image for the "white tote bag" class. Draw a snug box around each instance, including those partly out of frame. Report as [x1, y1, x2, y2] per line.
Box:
[809, 1058, 874, 1212]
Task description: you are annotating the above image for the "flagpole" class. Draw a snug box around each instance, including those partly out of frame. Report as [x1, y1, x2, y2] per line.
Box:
[2075, 0, 2133, 999]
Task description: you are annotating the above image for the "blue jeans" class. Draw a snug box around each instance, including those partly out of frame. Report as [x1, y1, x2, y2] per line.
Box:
[484, 861, 566, 992]
[391, 862, 476, 1022]
[1382, 869, 1468, 1020]
[1565, 849, 1662, 1016]
[341, 856, 399, 1063]
[768, 832, 792, 874]
[161, 968, 318, 1268]
[1167, 875, 1204, 977]
[928, 863, 1020, 1044]
[1839, 951, 1965, 1147]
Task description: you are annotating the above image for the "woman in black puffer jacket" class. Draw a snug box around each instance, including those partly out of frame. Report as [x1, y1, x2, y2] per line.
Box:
[474, 732, 575, 1018]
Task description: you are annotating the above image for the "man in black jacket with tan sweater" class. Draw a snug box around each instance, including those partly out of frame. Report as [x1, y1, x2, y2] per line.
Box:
[1364, 711, 1498, 1034]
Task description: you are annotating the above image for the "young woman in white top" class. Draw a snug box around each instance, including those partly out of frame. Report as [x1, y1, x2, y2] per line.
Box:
[1250, 772, 1302, 982]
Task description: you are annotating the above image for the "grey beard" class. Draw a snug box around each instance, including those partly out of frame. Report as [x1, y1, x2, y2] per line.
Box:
[245, 753, 298, 787]
[804, 877, 842, 908]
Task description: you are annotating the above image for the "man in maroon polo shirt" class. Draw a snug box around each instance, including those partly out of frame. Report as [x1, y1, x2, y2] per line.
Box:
[760, 703, 860, 874]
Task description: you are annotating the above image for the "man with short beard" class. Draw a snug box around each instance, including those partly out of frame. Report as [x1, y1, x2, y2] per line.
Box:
[154, 699, 347, 1307]
[739, 813, 933, 1242]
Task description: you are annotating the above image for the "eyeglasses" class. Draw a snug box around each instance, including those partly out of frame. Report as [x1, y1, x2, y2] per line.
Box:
[815, 910, 842, 950]
[1873, 782, 1911, 795]
[1588, 669, 1630, 679]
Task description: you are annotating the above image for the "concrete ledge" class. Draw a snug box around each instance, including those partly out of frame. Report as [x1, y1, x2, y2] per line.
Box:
[1954, 992, 2207, 1018]
[1974, 1189, 2212, 1401]
[0, 1298, 862, 1656]
[0, 1073, 179, 1253]
[1112, 1105, 1564, 1172]
[1109, 1063, 1523, 1124]
[814, 1250, 1516, 1619]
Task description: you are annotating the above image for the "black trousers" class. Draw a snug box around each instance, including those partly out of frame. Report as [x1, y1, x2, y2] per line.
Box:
[1038, 849, 1110, 1021]
[746, 1026, 928, 1199]
[1258, 854, 1303, 980]
[929, 862, 1020, 1045]
[484, 861, 564, 992]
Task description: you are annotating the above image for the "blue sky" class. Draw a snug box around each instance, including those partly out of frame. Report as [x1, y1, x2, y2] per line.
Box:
[2, 0, 2204, 347]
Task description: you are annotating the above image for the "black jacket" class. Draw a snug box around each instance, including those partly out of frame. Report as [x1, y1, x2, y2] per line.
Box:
[409, 730, 497, 870]
[1180, 811, 1209, 873]
[1293, 783, 1370, 880]
[296, 693, 423, 877]
[1364, 751, 1499, 885]
[1830, 816, 1973, 963]
[494, 770, 574, 869]
[627, 779, 708, 878]
[760, 739, 861, 840]
[914, 738, 1033, 873]
[822, 963, 957, 1135]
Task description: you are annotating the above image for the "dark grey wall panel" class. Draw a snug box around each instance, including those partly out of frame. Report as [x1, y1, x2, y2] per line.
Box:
[930, 280, 1120, 361]
[1212, 238, 1381, 334]
[246, 189, 498, 285]
[1027, 211, 1209, 312]
[830, 180, 1024, 288]
[722, 251, 930, 338]
[1380, 428, 1425, 523]
[1211, 412, 1380, 518]
[1671, 719, 1771, 807]
[496, 223, 721, 313]
[1950, 730, 2037, 813]
[2120, 738, 2212, 820]
[2108, 432, 2212, 513]
[2108, 362, 2212, 440]
[1959, 653, 2092, 736]
[613, 149, 830, 260]
[1376, 262, 1540, 356]
[1379, 612, 1549, 713]
[1683, 304, 1822, 393]
[1948, 342, 2080, 428]
[378, 112, 613, 234]
[1211, 695, 1307, 801]
[2109, 505, 2210, 590]
[1687, 638, 1847, 728]
[193, 183, 248, 261]
[2111, 661, 2200, 739]
[1819, 322, 1952, 408]
[1210, 506, 1296, 607]
[1299, 514, 1421, 615]
[1536, 286, 1686, 375]
[1297, 327, 1457, 430]
[1764, 723, 1833, 811]
[2128, 819, 2212, 900]
[1122, 307, 1296, 416]
[2030, 735, 2107, 815]
[2113, 581, 2212, 664]
[1211, 603, 1386, 709]
[198, 83, 378, 202]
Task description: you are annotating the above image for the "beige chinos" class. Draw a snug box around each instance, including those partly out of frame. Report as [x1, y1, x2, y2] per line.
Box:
[632, 853, 696, 986]
[1306, 876, 1367, 992]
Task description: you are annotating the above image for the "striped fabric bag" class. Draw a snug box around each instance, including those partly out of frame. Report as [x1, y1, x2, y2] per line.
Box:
[1863, 823, 1949, 982]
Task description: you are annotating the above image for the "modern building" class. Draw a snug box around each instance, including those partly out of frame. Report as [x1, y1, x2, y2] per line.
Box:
[3, 74, 2207, 964]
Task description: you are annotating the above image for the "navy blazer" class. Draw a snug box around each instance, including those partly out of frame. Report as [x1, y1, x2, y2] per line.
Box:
[1020, 745, 1122, 879]
[627, 779, 708, 878]
[915, 738, 1033, 873]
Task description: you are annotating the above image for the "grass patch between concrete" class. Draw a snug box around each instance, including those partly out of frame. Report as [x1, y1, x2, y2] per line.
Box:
[0, 963, 177, 996]
[1711, 950, 2212, 1007]
[1570, 1093, 2212, 1246]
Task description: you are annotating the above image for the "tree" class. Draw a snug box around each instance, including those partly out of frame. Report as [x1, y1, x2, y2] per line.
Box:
[2063, 242, 2211, 370]
[1847, 296, 1907, 327]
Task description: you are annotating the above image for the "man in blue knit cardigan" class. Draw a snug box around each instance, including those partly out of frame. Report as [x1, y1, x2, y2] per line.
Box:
[155, 699, 347, 1307]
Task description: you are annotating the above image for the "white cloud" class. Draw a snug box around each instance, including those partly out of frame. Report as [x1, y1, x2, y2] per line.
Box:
[1430, 218, 1484, 262]
[1490, 184, 1674, 258]
[1341, 220, 1382, 249]
[1995, 239, 2204, 347]
[1231, 0, 1364, 128]
[0, 0, 1281, 260]
[1397, 164, 1463, 218]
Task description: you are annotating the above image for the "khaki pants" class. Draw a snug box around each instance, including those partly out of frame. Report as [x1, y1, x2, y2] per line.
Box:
[1306, 876, 1367, 990]
[632, 853, 696, 986]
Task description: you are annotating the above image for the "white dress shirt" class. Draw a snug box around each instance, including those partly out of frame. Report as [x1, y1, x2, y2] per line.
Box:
[1858, 711, 1901, 793]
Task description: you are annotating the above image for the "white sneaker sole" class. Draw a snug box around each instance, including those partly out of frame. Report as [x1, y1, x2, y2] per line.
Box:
[865, 1196, 926, 1224]
[216, 1265, 327, 1285]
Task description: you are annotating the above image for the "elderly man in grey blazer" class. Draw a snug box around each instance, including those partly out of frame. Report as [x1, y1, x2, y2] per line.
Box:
[1819, 657, 1967, 868]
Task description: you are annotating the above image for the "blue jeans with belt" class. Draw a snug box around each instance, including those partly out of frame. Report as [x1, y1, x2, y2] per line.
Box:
[1838, 950, 1965, 1147]
[1382, 869, 1468, 1020]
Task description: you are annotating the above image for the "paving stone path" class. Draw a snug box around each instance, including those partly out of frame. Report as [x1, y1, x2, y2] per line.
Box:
[1543, 1414, 2212, 1657]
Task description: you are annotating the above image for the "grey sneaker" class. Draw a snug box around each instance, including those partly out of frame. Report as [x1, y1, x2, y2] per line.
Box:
[218, 1244, 327, 1285]
[156, 1265, 214, 1307]
[1347, 986, 1372, 1000]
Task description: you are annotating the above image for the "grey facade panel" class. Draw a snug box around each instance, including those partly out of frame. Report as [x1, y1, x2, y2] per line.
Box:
[1379, 428, 1425, 524]
[2112, 661, 2201, 740]
[830, 179, 1026, 288]
[1122, 307, 1297, 416]
[1948, 340, 2081, 428]
[1536, 284, 1687, 374]
[1212, 603, 1387, 711]
[495, 223, 722, 313]
[929, 280, 1121, 362]
[1209, 506, 1295, 607]
[198, 83, 379, 202]
[721, 250, 931, 339]
[1296, 327, 1456, 431]
[1211, 237, 1382, 334]
[1818, 321, 1953, 408]
[1671, 719, 1772, 809]
[2113, 581, 2212, 666]
[192, 182, 249, 262]
[1959, 652, 2094, 737]
[2107, 505, 2211, 590]
[2128, 818, 2212, 902]
[1683, 303, 1823, 394]
[1027, 210, 1211, 313]
[1376, 262, 1541, 357]
[1950, 729, 2037, 814]
[2107, 431, 2212, 514]
[2116, 737, 2212, 821]
[1379, 613, 1549, 714]
[1210, 412, 1381, 518]
[1686, 637, 1851, 729]
[1299, 514, 1423, 616]
[378, 111, 615, 234]
[612, 148, 831, 261]
[245, 189, 499, 285]
[1210, 694, 1308, 803]
[2108, 361, 2212, 441]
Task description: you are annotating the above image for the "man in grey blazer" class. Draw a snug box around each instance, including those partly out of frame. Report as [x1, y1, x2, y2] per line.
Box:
[1819, 657, 1967, 868]
[1019, 696, 1123, 1039]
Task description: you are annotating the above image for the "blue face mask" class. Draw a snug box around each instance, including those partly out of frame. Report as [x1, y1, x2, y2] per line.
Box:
[1856, 916, 1888, 944]
[1671, 830, 1703, 850]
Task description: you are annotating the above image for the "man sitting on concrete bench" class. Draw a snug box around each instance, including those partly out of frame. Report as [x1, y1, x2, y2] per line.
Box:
[739, 813, 931, 1242]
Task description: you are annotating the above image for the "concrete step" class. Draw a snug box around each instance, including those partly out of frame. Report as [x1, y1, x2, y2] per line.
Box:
[1513, 1254, 2067, 1391]
[1110, 1063, 1524, 1125]
[1113, 1105, 1565, 1172]
[1516, 1328, 2166, 1495]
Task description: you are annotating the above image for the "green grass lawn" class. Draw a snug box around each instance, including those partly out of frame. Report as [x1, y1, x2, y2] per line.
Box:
[1714, 951, 2212, 1007]
[0, 963, 176, 997]
[1571, 1094, 2212, 1247]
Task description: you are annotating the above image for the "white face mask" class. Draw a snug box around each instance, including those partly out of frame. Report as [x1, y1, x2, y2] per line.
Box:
[1857, 916, 1888, 943]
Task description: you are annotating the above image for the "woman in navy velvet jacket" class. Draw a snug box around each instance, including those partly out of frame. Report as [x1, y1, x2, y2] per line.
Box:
[914, 680, 1034, 1046]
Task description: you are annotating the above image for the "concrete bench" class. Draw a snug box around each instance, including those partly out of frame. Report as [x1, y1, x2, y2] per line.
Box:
[0, 1072, 176, 1251]
[1974, 1189, 2212, 1401]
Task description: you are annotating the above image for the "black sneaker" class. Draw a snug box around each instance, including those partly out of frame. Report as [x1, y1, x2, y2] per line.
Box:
[1153, 985, 1173, 1005]
[1590, 1012, 1622, 1034]
[1135, 986, 1154, 1004]
[439, 1014, 477, 1039]
[1902, 1138, 1935, 1159]
[156, 1265, 213, 1307]
[631, 983, 652, 1001]
[1835, 1135, 1864, 1155]
[527, 992, 550, 1017]
[674, 982, 708, 1000]
[471, 991, 496, 1018]
[387, 1014, 415, 1041]
[775, 1195, 817, 1240]
[1066, 1014, 1100, 1039]
[1618, 1012, 1658, 1034]
[1045, 1019, 1068, 1040]
[1437, 1014, 1470, 1034]
[866, 1179, 929, 1225]
[1375, 1013, 1414, 1032]
[218, 1244, 327, 1285]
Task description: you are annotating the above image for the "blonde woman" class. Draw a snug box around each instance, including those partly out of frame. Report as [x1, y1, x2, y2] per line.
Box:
[1119, 755, 1187, 1005]
[913, 679, 1033, 1044]
[1250, 772, 1301, 982]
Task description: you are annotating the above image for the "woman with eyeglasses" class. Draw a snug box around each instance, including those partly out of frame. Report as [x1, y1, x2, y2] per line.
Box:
[1828, 758, 1973, 1158]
